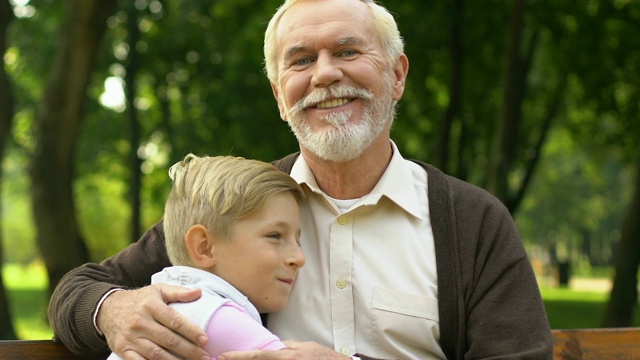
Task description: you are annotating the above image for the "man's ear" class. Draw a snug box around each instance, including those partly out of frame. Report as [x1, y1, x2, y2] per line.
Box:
[271, 82, 288, 122]
[392, 54, 409, 101]
[184, 224, 216, 268]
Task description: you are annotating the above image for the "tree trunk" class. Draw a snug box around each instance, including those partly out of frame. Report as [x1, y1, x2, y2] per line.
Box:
[604, 151, 640, 327]
[0, 0, 17, 340]
[508, 71, 558, 215]
[126, 3, 142, 243]
[29, 0, 116, 295]
[486, 0, 546, 215]
[487, 0, 526, 207]
[435, 0, 464, 175]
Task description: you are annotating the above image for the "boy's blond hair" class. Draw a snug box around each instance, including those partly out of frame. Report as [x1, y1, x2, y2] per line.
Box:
[163, 154, 304, 266]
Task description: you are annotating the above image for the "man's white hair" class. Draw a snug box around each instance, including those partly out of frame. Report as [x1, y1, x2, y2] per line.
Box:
[263, 0, 404, 84]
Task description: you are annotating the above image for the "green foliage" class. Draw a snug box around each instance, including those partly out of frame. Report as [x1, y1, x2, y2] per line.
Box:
[1, 0, 639, 297]
[75, 171, 132, 261]
[1, 149, 35, 264]
[517, 126, 634, 266]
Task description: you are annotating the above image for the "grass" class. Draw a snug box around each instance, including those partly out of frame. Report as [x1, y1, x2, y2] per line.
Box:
[542, 286, 611, 329]
[541, 285, 640, 329]
[2, 263, 639, 340]
[7, 288, 53, 339]
[3, 262, 53, 340]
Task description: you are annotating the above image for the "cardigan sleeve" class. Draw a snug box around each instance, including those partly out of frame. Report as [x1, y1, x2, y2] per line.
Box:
[447, 174, 553, 359]
[463, 195, 552, 359]
[47, 221, 171, 356]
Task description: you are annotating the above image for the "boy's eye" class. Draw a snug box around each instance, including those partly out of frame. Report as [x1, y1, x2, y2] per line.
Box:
[267, 232, 282, 240]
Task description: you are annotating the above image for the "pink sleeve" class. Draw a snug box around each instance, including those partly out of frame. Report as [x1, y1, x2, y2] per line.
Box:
[205, 303, 286, 358]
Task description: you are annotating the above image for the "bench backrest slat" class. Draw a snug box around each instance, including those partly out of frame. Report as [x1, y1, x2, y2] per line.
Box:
[0, 340, 104, 360]
[552, 327, 640, 359]
[2, 328, 640, 359]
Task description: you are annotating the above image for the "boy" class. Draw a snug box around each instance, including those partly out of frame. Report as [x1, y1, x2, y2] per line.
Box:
[108, 154, 305, 359]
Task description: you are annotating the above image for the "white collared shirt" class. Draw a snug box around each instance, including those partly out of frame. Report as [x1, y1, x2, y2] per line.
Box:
[268, 142, 446, 359]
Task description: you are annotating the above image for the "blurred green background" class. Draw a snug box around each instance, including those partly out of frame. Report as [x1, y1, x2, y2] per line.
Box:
[1, 0, 640, 339]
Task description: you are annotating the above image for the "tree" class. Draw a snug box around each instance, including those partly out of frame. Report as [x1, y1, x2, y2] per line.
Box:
[605, 151, 640, 326]
[393, 0, 561, 215]
[435, 0, 465, 176]
[29, 0, 116, 294]
[1, 0, 639, 338]
[124, 2, 142, 242]
[0, 0, 17, 340]
[485, 0, 559, 215]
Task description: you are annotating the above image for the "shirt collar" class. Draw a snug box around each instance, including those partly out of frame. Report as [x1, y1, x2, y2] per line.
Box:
[290, 141, 424, 221]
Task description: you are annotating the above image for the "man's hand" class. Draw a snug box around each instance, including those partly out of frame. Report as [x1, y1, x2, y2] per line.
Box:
[218, 340, 351, 360]
[97, 284, 210, 360]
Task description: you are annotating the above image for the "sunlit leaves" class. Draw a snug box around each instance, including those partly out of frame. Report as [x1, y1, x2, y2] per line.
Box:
[2, 0, 639, 263]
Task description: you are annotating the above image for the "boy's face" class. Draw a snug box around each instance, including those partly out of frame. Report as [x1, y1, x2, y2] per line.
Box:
[213, 191, 305, 313]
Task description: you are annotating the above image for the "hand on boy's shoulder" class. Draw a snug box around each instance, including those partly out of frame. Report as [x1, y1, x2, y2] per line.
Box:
[219, 340, 353, 360]
[100, 284, 208, 360]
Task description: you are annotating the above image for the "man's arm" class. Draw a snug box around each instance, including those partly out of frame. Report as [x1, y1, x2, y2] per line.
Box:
[48, 221, 208, 359]
[452, 181, 553, 359]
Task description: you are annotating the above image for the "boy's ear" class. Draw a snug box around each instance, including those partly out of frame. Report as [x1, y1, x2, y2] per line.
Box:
[184, 224, 216, 268]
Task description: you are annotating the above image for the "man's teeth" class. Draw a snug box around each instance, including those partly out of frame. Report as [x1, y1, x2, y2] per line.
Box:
[316, 98, 349, 109]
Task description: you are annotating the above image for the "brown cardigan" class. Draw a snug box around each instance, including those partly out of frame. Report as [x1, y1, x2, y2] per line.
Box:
[48, 153, 553, 359]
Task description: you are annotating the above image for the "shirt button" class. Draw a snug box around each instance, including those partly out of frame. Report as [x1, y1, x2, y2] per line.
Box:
[340, 347, 350, 355]
[338, 216, 348, 225]
[336, 279, 347, 289]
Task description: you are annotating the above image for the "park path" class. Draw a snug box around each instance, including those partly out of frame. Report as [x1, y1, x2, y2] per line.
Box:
[570, 277, 612, 292]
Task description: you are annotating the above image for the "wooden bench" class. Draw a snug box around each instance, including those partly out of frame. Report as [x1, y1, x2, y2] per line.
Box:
[552, 327, 640, 359]
[2, 328, 640, 359]
[0, 340, 105, 360]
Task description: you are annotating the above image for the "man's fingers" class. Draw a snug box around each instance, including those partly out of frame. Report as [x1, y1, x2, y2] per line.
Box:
[219, 350, 268, 360]
[153, 286, 208, 347]
[157, 283, 202, 303]
[120, 337, 182, 360]
[147, 285, 209, 359]
[100, 286, 209, 360]
[151, 324, 193, 358]
[281, 340, 300, 349]
[220, 341, 351, 360]
[109, 311, 179, 360]
[119, 312, 206, 360]
[118, 350, 147, 360]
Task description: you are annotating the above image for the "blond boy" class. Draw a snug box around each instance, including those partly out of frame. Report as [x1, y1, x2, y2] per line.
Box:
[108, 154, 305, 359]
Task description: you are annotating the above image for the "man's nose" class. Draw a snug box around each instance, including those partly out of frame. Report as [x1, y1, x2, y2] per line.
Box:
[311, 51, 343, 88]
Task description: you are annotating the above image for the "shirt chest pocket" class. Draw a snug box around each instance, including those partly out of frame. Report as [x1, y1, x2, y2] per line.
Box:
[372, 287, 439, 320]
[370, 287, 441, 354]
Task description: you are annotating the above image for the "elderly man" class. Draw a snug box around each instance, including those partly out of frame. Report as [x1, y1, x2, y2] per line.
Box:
[49, 0, 553, 359]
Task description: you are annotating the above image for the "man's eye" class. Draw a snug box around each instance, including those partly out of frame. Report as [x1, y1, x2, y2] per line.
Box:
[340, 49, 358, 57]
[293, 58, 312, 66]
[267, 233, 282, 240]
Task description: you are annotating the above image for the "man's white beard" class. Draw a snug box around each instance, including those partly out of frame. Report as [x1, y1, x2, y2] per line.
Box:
[284, 82, 395, 162]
